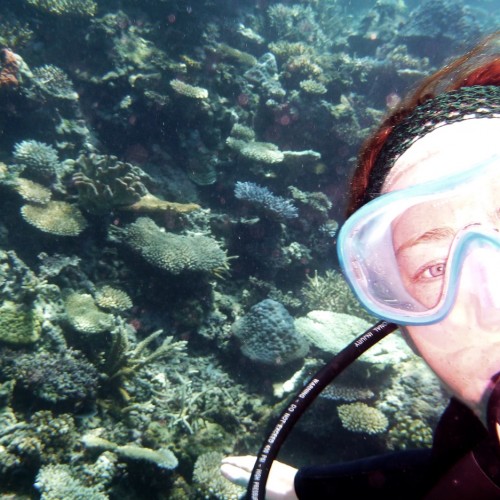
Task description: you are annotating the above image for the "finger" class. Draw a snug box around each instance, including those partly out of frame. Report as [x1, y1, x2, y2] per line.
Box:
[220, 463, 251, 488]
[220, 455, 256, 472]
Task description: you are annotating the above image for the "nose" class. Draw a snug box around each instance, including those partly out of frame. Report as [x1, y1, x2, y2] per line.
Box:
[457, 244, 500, 329]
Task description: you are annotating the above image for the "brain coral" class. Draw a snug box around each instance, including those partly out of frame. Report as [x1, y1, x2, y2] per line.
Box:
[21, 201, 88, 236]
[110, 217, 229, 275]
[232, 299, 309, 366]
[0, 300, 41, 345]
[337, 402, 389, 435]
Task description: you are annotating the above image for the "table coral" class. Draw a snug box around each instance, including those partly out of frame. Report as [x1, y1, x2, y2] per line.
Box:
[21, 201, 88, 236]
[337, 402, 389, 435]
[109, 217, 229, 275]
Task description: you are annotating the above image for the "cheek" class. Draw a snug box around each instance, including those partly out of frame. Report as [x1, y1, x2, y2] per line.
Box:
[406, 324, 500, 417]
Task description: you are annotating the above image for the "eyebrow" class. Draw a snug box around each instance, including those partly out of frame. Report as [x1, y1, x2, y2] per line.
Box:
[395, 227, 455, 256]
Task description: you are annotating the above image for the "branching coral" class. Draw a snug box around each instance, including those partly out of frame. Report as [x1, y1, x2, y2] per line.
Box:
[234, 181, 298, 220]
[169, 79, 208, 99]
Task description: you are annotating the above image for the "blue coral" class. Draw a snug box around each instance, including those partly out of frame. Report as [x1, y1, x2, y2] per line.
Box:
[234, 181, 298, 220]
[232, 299, 308, 365]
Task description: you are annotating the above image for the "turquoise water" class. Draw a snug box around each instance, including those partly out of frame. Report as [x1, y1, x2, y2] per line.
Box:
[0, 1, 497, 498]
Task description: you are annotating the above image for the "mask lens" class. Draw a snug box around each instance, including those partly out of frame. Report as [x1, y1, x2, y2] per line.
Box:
[338, 154, 500, 325]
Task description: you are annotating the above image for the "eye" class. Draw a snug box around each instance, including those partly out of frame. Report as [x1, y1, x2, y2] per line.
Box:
[419, 261, 446, 280]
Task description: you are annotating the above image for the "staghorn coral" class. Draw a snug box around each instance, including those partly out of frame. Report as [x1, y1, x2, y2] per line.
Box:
[95, 286, 132, 312]
[302, 270, 375, 321]
[31, 65, 79, 100]
[21, 201, 88, 236]
[25, 0, 97, 16]
[234, 181, 298, 220]
[103, 327, 187, 383]
[13, 140, 60, 175]
[65, 292, 115, 335]
[0, 300, 41, 345]
[232, 299, 309, 366]
[337, 402, 389, 435]
[109, 217, 229, 275]
[0, 14, 33, 49]
[71, 153, 151, 214]
[170, 79, 208, 99]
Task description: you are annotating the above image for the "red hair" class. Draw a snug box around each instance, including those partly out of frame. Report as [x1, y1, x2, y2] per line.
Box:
[347, 32, 500, 216]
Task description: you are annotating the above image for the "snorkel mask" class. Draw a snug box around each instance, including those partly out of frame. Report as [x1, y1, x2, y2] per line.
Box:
[247, 86, 500, 500]
[338, 154, 500, 325]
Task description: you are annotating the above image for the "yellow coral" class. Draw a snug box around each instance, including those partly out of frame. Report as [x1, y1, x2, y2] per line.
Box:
[21, 201, 87, 236]
[299, 79, 327, 95]
[0, 301, 41, 345]
[337, 402, 389, 435]
[122, 193, 200, 214]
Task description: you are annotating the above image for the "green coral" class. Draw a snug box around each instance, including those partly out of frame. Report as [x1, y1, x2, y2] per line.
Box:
[0, 300, 41, 345]
[25, 0, 97, 16]
[387, 415, 433, 451]
[109, 217, 229, 275]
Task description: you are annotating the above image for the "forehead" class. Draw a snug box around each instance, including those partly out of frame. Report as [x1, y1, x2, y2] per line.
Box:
[382, 118, 500, 193]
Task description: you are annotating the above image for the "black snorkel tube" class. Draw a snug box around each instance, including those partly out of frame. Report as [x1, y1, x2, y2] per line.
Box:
[246, 320, 398, 500]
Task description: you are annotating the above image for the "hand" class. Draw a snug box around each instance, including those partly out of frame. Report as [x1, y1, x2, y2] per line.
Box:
[220, 455, 299, 500]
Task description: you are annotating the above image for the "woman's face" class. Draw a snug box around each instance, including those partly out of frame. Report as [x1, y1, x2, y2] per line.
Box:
[382, 118, 500, 422]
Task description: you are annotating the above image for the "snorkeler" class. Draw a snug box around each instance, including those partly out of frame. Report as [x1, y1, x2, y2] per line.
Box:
[221, 32, 500, 499]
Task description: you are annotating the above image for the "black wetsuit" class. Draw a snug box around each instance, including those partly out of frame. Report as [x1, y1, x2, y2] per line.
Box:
[294, 398, 500, 499]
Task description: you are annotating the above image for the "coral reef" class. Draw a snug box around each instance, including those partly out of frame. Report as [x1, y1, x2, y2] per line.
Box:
[0, 0, 475, 495]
